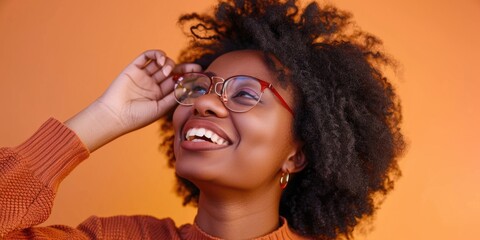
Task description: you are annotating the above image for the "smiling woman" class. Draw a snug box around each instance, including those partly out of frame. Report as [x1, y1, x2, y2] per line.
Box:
[0, 0, 404, 239]
[160, 1, 405, 238]
[173, 51, 301, 203]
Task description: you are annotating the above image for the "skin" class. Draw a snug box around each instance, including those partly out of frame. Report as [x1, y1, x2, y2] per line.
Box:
[66, 49, 305, 239]
[66, 50, 200, 152]
[173, 50, 305, 239]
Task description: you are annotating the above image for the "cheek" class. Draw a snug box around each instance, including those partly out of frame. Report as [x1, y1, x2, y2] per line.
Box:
[172, 106, 189, 157]
[227, 113, 294, 189]
[234, 111, 295, 170]
[172, 105, 183, 131]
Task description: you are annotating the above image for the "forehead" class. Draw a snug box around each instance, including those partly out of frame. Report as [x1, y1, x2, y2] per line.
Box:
[206, 50, 277, 83]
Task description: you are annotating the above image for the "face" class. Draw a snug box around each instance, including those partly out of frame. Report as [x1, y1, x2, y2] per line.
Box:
[172, 50, 299, 192]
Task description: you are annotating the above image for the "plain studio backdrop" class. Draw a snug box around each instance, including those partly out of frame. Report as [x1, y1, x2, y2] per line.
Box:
[0, 0, 479, 239]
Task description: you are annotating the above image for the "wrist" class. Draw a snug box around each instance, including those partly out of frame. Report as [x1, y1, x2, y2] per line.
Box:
[65, 100, 124, 152]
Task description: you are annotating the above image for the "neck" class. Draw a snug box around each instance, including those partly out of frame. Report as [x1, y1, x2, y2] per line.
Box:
[194, 185, 282, 240]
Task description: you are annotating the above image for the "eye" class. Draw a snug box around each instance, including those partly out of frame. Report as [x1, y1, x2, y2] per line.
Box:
[232, 89, 260, 101]
[225, 76, 262, 106]
[229, 88, 262, 107]
[191, 85, 208, 94]
[182, 74, 211, 97]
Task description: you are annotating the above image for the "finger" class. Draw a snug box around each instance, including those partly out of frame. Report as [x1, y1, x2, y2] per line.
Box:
[158, 63, 202, 101]
[157, 74, 176, 99]
[142, 60, 158, 76]
[140, 58, 153, 69]
[152, 57, 175, 84]
[157, 73, 176, 101]
[156, 92, 178, 116]
[134, 49, 167, 70]
[173, 63, 203, 74]
[141, 52, 168, 76]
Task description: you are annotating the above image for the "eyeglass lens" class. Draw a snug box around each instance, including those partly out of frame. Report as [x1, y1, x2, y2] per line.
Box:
[174, 73, 264, 112]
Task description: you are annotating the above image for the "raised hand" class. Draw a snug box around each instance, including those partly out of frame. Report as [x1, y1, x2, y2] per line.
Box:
[65, 50, 201, 152]
[97, 49, 177, 132]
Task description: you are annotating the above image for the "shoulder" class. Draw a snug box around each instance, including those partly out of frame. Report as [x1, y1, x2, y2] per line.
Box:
[269, 217, 310, 240]
[78, 215, 183, 239]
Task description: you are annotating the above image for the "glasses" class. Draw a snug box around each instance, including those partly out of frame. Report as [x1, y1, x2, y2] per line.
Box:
[173, 72, 293, 114]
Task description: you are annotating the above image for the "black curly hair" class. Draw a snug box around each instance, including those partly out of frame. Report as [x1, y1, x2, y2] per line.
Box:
[159, 0, 405, 239]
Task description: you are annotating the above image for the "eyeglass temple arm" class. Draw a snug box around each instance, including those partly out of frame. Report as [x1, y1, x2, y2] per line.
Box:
[268, 85, 294, 115]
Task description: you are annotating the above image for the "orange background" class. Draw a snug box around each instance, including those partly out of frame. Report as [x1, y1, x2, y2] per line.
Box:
[1, 0, 479, 239]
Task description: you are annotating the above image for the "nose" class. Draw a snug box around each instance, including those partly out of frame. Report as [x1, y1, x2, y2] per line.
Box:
[193, 92, 229, 118]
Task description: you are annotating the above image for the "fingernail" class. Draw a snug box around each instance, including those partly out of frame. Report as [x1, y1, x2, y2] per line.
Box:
[162, 65, 172, 76]
[159, 56, 166, 66]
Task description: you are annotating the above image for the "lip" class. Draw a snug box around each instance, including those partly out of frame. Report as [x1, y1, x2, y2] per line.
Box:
[180, 119, 233, 151]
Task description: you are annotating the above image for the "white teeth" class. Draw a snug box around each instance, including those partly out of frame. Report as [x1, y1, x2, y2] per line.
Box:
[185, 127, 228, 146]
[186, 129, 194, 140]
[205, 130, 212, 138]
[211, 134, 219, 143]
[196, 128, 206, 137]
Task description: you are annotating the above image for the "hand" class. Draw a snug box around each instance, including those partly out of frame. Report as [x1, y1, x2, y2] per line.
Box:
[97, 49, 176, 132]
[65, 50, 201, 152]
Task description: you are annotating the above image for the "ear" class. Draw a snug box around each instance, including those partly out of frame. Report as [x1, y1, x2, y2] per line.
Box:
[282, 145, 306, 173]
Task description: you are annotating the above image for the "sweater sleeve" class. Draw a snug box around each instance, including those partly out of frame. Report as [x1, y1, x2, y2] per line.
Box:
[0, 118, 90, 238]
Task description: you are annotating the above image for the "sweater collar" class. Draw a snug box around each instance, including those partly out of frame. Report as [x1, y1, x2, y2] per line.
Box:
[179, 217, 307, 240]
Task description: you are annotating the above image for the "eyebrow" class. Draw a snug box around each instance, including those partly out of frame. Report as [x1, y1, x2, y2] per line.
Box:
[203, 71, 217, 77]
[204, 71, 262, 80]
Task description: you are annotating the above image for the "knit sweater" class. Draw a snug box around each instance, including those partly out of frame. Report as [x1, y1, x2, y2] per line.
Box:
[0, 118, 307, 239]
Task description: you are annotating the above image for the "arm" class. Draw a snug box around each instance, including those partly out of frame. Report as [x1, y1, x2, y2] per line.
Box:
[0, 118, 89, 238]
[66, 49, 177, 152]
[0, 50, 201, 238]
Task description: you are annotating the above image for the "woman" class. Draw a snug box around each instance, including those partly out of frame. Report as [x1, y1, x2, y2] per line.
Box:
[0, 0, 405, 239]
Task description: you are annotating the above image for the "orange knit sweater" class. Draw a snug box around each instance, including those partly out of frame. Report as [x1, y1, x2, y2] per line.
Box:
[0, 118, 307, 239]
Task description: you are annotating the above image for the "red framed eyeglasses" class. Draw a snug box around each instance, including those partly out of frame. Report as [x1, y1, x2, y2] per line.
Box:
[173, 72, 293, 114]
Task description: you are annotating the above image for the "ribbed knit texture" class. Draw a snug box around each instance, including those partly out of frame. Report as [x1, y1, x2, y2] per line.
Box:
[0, 118, 307, 239]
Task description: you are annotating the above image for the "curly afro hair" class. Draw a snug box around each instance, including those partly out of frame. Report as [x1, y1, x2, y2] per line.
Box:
[159, 0, 405, 239]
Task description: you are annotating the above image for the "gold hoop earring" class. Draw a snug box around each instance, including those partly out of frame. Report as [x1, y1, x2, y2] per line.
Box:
[280, 170, 290, 189]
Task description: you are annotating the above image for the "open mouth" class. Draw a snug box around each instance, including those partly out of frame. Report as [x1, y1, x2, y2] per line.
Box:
[185, 127, 229, 146]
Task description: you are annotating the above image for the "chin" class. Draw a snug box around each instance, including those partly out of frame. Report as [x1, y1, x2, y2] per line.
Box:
[174, 157, 216, 183]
